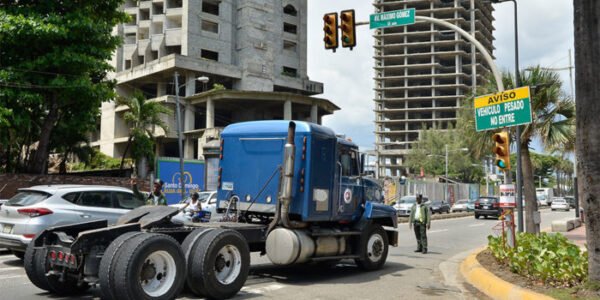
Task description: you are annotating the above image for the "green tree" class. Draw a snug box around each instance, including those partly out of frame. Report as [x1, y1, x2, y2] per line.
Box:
[115, 90, 170, 176]
[404, 126, 483, 183]
[574, 0, 600, 283]
[0, 1, 128, 174]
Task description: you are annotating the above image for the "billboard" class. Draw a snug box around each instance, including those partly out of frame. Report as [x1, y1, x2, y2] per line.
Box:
[156, 157, 205, 205]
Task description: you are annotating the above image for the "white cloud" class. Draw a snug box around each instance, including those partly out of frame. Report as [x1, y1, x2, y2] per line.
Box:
[307, 0, 574, 151]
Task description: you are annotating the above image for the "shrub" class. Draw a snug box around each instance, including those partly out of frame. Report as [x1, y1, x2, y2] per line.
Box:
[488, 232, 588, 287]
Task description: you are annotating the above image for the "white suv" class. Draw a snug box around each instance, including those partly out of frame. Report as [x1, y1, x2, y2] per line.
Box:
[0, 185, 143, 259]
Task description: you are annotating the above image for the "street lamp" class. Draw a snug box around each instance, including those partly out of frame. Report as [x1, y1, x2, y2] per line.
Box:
[427, 145, 469, 202]
[173, 72, 210, 202]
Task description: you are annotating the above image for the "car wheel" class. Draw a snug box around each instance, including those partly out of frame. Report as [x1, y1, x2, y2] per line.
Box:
[552, 209, 555, 211]
[112, 233, 186, 300]
[187, 229, 250, 299]
[355, 224, 389, 271]
[475, 214, 480, 219]
[99, 231, 145, 300]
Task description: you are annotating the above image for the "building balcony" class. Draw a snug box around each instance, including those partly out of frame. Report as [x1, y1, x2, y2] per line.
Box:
[166, 7, 182, 16]
[165, 28, 182, 46]
[123, 24, 138, 34]
[151, 34, 164, 50]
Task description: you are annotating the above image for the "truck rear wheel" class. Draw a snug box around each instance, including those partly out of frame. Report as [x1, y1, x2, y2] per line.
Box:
[112, 233, 186, 300]
[24, 242, 51, 291]
[99, 231, 145, 300]
[187, 229, 250, 299]
[355, 224, 388, 271]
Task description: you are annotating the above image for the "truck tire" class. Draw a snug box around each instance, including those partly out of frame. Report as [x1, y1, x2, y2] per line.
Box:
[355, 224, 388, 271]
[186, 229, 250, 299]
[98, 231, 145, 300]
[24, 242, 51, 291]
[181, 228, 214, 292]
[112, 233, 186, 300]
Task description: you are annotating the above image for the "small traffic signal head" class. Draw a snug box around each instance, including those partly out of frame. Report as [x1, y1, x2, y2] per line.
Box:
[323, 12, 338, 51]
[492, 131, 511, 171]
[340, 9, 356, 49]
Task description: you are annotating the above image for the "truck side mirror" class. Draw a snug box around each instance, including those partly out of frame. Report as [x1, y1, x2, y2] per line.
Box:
[360, 153, 365, 175]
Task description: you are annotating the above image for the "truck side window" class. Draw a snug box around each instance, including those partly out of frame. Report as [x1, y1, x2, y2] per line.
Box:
[339, 148, 359, 176]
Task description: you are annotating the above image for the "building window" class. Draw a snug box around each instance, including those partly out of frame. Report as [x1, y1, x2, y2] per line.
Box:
[125, 59, 132, 69]
[166, 45, 181, 55]
[152, 2, 163, 15]
[283, 40, 297, 52]
[202, 0, 220, 16]
[283, 4, 297, 16]
[202, 20, 219, 33]
[283, 22, 297, 34]
[201, 49, 219, 61]
[282, 66, 297, 77]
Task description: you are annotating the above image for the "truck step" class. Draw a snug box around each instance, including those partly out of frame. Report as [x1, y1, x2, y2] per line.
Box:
[311, 255, 360, 262]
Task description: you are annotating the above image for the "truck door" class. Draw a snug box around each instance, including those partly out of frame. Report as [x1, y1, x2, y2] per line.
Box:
[333, 145, 363, 221]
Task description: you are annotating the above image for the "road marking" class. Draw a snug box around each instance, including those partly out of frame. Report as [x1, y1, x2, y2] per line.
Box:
[0, 267, 22, 272]
[468, 223, 487, 227]
[241, 283, 285, 294]
[0, 274, 27, 280]
[428, 229, 448, 234]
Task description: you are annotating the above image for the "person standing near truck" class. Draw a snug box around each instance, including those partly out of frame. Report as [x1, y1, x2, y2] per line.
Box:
[409, 194, 431, 254]
[131, 178, 167, 206]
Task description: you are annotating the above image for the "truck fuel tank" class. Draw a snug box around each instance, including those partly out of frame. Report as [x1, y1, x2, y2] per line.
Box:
[265, 228, 346, 265]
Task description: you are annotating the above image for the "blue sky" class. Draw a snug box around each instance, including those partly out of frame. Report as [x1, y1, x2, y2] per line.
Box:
[306, 1, 575, 154]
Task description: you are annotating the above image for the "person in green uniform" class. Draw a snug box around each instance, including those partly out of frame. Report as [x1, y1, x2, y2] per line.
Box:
[131, 178, 168, 206]
[409, 194, 431, 254]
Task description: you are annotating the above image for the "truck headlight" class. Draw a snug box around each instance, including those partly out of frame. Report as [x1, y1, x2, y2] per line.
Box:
[245, 194, 252, 202]
[266, 195, 272, 203]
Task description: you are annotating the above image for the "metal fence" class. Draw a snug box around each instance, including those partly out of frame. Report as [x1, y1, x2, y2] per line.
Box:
[380, 177, 482, 205]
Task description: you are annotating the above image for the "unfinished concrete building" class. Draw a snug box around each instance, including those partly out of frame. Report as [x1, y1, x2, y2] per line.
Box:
[373, 0, 494, 177]
[93, 0, 336, 162]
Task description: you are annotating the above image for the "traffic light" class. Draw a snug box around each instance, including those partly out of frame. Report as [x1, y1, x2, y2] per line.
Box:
[492, 131, 511, 171]
[340, 9, 356, 49]
[323, 12, 338, 51]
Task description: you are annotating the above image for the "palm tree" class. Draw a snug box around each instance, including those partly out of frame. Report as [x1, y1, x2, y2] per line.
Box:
[574, 0, 600, 284]
[458, 67, 575, 234]
[115, 90, 171, 176]
[518, 66, 575, 233]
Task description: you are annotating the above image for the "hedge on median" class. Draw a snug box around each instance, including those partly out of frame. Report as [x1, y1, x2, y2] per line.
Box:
[488, 232, 588, 287]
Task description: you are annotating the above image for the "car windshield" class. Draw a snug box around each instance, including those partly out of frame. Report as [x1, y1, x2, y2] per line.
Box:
[199, 192, 213, 203]
[554, 199, 566, 203]
[456, 200, 468, 204]
[479, 197, 497, 203]
[399, 196, 416, 204]
[6, 191, 50, 207]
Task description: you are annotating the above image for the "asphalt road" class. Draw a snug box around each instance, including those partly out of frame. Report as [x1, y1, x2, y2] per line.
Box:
[0, 209, 575, 299]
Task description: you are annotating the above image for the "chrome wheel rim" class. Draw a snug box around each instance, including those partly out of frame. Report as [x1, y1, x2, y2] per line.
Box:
[140, 250, 177, 297]
[367, 233, 384, 262]
[214, 245, 242, 285]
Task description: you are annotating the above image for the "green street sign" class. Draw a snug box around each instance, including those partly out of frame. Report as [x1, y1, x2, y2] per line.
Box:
[370, 8, 416, 29]
[474, 86, 533, 132]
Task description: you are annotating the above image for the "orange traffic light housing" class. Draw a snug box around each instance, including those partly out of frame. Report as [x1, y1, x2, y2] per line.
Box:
[323, 12, 338, 51]
[340, 9, 356, 49]
[492, 131, 511, 171]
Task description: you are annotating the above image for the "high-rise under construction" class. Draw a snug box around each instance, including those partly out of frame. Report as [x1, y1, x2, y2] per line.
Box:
[373, 0, 495, 177]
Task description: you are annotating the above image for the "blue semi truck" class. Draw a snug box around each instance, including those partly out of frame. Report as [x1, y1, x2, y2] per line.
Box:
[24, 121, 398, 300]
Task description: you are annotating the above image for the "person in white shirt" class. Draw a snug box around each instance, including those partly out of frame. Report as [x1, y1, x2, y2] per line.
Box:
[182, 192, 202, 215]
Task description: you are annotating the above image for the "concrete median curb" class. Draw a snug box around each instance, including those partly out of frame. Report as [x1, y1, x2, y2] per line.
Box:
[460, 247, 555, 300]
[398, 211, 473, 223]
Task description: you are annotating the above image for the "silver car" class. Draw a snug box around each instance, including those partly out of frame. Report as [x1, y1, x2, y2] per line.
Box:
[0, 185, 144, 258]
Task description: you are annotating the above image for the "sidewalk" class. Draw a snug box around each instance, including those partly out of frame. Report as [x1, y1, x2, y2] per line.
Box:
[563, 223, 587, 250]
